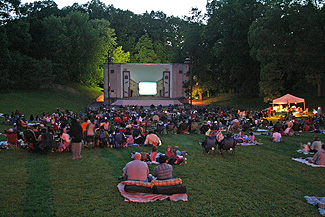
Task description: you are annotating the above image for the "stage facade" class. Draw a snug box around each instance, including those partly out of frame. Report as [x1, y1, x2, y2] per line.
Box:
[103, 63, 189, 106]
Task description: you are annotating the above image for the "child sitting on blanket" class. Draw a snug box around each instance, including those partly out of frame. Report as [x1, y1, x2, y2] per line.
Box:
[248, 132, 263, 145]
[300, 142, 311, 152]
[166, 146, 185, 165]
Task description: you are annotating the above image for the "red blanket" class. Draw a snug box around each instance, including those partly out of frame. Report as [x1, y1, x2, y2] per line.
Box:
[117, 183, 188, 202]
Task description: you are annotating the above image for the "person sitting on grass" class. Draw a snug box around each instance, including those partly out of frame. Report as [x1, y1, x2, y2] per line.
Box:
[153, 154, 173, 180]
[166, 146, 185, 165]
[144, 131, 161, 146]
[94, 125, 109, 148]
[122, 152, 150, 182]
[272, 130, 282, 142]
[308, 144, 325, 165]
[59, 128, 70, 152]
[310, 136, 322, 153]
[248, 132, 263, 145]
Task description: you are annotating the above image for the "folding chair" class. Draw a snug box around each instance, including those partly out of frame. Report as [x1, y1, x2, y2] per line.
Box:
[166, 123, 176, 134]
[4, 131, 20, 150]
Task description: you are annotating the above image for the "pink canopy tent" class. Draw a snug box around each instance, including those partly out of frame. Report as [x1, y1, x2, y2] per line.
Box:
[272, 94, 305, 110]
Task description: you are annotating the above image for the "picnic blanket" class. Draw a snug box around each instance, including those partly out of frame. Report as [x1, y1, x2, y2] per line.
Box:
[291, 158, 325, 167]
[304, 196, 325, 216]
[239, 142, 263, 146]
[117, 183, 188, 202]
[296, 150, 314, 155]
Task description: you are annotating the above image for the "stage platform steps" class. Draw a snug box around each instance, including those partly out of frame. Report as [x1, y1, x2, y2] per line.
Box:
[111, 98, 183, 106]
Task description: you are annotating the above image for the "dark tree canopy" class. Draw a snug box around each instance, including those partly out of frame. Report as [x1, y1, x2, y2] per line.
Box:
[0, 0, 324, 101]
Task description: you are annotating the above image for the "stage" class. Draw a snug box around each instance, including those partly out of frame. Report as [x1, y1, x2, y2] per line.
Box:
[111, 98, 183, 106]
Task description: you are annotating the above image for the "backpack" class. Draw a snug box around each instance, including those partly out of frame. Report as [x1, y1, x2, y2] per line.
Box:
[100, 129, 105, 139]
[99, 129, 107, 143]
[115, 132, 126, 144]
[40, 132, 55, 150]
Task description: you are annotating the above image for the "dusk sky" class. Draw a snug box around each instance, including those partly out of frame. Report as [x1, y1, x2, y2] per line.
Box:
[20, 0, 208, 17]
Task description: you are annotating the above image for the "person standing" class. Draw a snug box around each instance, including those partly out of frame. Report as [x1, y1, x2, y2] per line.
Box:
[70, 119, 83, 160]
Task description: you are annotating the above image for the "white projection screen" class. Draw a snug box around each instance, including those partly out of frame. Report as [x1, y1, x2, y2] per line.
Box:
[139, 82, 157, 95]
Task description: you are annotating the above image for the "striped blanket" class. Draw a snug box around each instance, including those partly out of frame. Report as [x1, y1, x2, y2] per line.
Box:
[296, 150, 314, 155]
[117, 183, 188, 202]
[292, 158, 325, 167]
[304, 196, 325, 216]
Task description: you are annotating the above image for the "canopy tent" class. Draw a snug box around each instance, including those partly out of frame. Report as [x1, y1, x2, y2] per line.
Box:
[272, 94, 305, 110]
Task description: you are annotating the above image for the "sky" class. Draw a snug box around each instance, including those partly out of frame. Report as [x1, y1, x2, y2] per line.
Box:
[20, 0, 208, 17]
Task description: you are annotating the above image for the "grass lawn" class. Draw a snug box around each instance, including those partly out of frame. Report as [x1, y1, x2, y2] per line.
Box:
[0, 88, 324, 216]
[0, 85, 102, 118]
[0, 132, 324, 216]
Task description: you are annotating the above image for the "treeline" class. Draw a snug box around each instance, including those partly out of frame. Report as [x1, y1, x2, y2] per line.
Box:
[0, 0, 324, 101]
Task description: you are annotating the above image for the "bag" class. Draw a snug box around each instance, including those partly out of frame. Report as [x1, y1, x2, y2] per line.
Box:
[99, 129, 107, 144]
[41, 132, 56, 150]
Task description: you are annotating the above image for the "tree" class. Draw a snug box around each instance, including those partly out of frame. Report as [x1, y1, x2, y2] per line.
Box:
[113, 46, 130, 63]
[290, 2, 325, 97]
[19, 0, 60, 19]
[41, 15, 70, 80]
[0, 27, 11, 91]
[249, 0, 325, 101]
[206, 0, 261, 94]
[134, 34, 159, 63]
[0, 0, 20, 23]
[249, 4, 296, 101]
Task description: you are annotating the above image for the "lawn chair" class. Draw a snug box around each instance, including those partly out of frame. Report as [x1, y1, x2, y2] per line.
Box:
[166, 123, 176, 134]
[154, 123, 165, 134]
[190, 121, 199, 134]
[23, 129, 37, 151]
[219, 136, 236, 155]
[201, 135, 217, 153]
[178, 122, 189, 134]
[3, 130, 20, 150]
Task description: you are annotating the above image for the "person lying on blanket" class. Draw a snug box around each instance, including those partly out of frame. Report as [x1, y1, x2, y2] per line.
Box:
[122, 153, 150, 182]
[308, 144, 325, 165]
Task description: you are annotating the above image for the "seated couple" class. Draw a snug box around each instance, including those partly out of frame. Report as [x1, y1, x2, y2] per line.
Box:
[122, 153, 173, 182]
[201, 132, 236, 154]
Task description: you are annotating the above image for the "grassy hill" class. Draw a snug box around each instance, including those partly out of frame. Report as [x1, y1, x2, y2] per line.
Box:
[0, 132, 324, 216]
[0, 84, 102, 117]
[0, 86, 324, 216]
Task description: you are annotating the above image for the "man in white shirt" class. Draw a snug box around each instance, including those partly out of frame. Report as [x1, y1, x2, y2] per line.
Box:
[272, 131, 282, 142]
[122, 153, 149, 182]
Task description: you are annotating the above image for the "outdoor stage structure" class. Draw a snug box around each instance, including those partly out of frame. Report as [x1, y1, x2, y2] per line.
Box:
[103, 63, 190, 106]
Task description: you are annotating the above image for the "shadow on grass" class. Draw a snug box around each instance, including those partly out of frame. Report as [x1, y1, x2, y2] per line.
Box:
[23, 153, 55, 216]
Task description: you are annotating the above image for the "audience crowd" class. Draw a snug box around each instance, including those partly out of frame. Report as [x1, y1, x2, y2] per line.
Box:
[1, 104, 324, 165]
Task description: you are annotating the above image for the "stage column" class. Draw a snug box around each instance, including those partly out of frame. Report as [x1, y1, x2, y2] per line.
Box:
[103, 63, 109, 105]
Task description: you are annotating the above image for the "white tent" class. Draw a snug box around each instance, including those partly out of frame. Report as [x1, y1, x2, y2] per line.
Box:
[272, 94, 305, 110]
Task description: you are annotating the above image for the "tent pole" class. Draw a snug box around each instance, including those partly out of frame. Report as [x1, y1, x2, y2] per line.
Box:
[304, 102, 305, 111]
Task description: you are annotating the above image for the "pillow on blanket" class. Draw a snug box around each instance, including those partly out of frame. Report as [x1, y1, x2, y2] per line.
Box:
[122, 180, 153, 188]
[153, 184, 187, 195]
[124, 185, 153, 193]
[151, 178, 182, 186]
